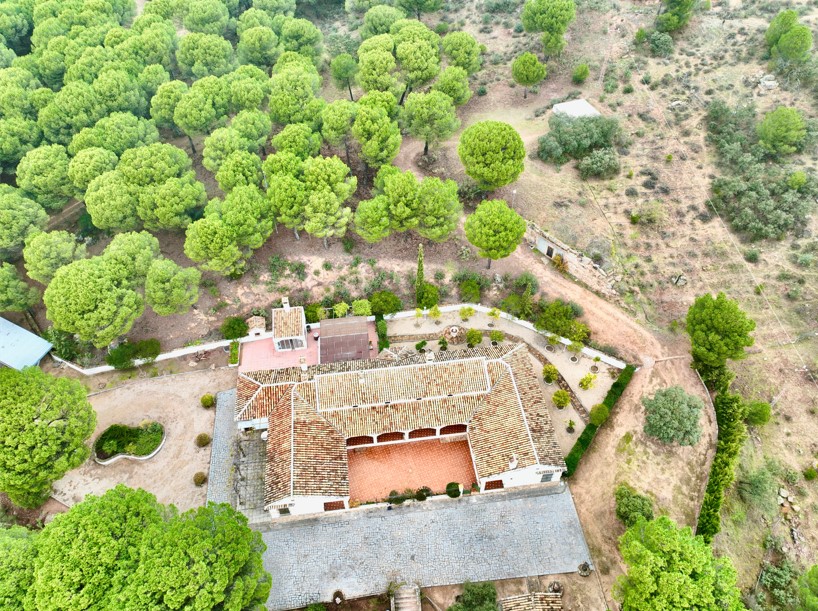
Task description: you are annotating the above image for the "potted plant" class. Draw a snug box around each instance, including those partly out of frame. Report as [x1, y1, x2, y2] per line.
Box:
[546, 334, 560, 353]
[552, 389, 571, 409]
[489, 330, 503, 346]
[591, 356, 601, 373]
[487, 308, 500, 327]
[542, 364, 559, 385]
[415, 340, 427, 353]
[459, 306, 475, 322]
[568, 341, 583, 363]
[429, 305, 442, 324]
[438, 337, 448, 351]
[566, 419, 576, 434]
[579, 373, 597, 390]
[414, 308, 423, 327]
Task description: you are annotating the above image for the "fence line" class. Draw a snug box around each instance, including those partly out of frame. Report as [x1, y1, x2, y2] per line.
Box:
[51, 303, 626, 376]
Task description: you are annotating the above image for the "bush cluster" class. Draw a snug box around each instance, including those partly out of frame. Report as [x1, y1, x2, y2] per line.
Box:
[565, 365, 636, 476]
[706, 100, 817, 239]
[537, 114, 622, 165]
[375, 317, 389, 351]
[105, 339, 161, 370]
[387, 486, 432, 504]
[614, 484, 654, 527]
[200, 394, 215, 408]
[221, 316, 249, 340]
[94, 422, 164, 459]
[696, 393, 748, 542]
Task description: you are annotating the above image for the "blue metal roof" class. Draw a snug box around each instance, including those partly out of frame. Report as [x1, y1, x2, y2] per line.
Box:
[0, 317, 52, 371]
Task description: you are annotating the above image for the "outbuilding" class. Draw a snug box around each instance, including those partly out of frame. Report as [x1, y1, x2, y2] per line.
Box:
[0, 317, 52, 370]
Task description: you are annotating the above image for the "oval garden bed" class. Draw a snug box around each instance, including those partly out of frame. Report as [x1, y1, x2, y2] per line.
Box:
[94, 422, 165, 464]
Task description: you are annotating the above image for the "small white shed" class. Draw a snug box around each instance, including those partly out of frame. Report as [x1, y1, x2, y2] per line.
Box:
[552, 98, 601, 119]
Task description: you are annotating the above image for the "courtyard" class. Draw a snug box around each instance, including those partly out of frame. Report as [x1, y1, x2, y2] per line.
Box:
[347, 437, 478, 503]
[258, 483, 592, 611]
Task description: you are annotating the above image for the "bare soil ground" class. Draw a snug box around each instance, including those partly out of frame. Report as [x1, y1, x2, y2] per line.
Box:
[52, 368, 236, 512]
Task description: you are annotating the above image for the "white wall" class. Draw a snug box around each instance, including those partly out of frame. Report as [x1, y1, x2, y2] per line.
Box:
[266, 495, 350, 518]
[479, 464, 563, 491]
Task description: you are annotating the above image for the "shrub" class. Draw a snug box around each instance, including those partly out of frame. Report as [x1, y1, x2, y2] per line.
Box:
[200, 394, 215, 408]
[489, 330, 504, 343]
[228, 340, 239, 365]
[418, 283, 439, 309]
[744, 249, 760, 263]
[572, 63, 589, 84]
[589, 403, 609, 426]
[414, 489, 428, 501]
[333, 302, 350, 318]
[352, 299, 372, 316]
[552, 389, 571, 408]
[579, 373, 597, 390]
[459, 306, 475, 321]
[370, 290, 402, 315]
[534, 299, 589, 342]
[438, 337, 448, 351]
[466, 328, 482, 347]
[649, 31, 673, 57]
[193, 472, 208, 486]
[105, 339, 162, 369]
[805, 467, 818, 481]
[304, 303, 324, 323]
[737, 465, 777, 515]
[221, 316, 249, 339]
[615, 484, 654, 527]
[415, 340, 427, 352]
[745, 400, 771, 426]
[642, 386, 703, 446]
[375, 318, 389, 350]
[459, 279, 481, 302]
[195, 433, 212, 448]
[512, 271, 539, 294]
[578, 148, 620, 179]
[542, 364, 559, 384]
[537, 114, 621, 164]
[446, 482, 461, 498]
[94, 422, 164, 459]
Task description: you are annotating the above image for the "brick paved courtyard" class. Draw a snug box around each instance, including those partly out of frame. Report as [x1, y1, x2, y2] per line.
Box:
[347, 438, 478, 503]
[258, 484, 591, 610]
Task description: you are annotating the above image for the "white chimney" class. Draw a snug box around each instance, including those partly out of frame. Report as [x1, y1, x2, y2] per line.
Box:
[282, 296, 290, 311]
[509, 454, 518, 470]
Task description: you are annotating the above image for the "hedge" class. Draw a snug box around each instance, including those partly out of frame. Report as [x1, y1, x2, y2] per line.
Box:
[696, 392, 747, 542]
[375, 316, 389, 351]
[564, 364, 636, 477]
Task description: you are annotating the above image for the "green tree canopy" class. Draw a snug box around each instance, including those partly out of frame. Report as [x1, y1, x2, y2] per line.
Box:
[400, 90, 459, 155]
[68, 112, 160, 157]
[67, 147, 119, 195]
[272, 123, 321, 159]
[0, 116, 41, 174]
[361, 6, 406, 40]
[458, 120, 525, 189]
[775, 24, 814, 62]
[23, 230, 87, 285]
[656, 0, 696, 32]
[441, 31, 481, 74]
[43, 257, 145, 347]
[800, 565, 818, 611]
[352, 104, 401, 167]
[511, 52, 547, 98]
[145, 258, 201, 316]
[216, 150, 262, 192]
[150, 79, 188, 131]
[765, 9, 799, 50]
[330, 53, 359, 100]
[0, 368, 95, 508]
[0, 526, 36, 609]
[176, 32, 236, 78]
[268, 66, 324, 126]
[642, 386, 703, 446]
[614, 516, 743, 610]
[396, 0, 442, 20]
[183, 0, 230, 35]
[521, 0, 575, 55]
[416, 176, 462, 242]
[464, 199, 526, 268]
[321, 99, 357, 163]
[237, 26, 279, 69]
[432, 66, 472, 106]
[685, 292, 755, 371]
[15, 144, 73, 211]
[0, 189, 47, 259]
[0, 262, 39, 312]
[757, 106, 806, 155]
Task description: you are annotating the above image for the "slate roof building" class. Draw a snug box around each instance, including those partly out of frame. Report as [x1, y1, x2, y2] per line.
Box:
[236, 343, 566, 518]
[0, 318, 52, 371]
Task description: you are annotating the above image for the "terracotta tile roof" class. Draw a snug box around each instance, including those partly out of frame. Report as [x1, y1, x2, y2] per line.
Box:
[246, 315, 266, 330]
[272, 306, 304, 339]
[469, 360, 540, 478]
[314, 358, 491, 411]
[244, 344, 564, 510]
[290, 384, 348, 499]
[501, 593, 563, 611]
